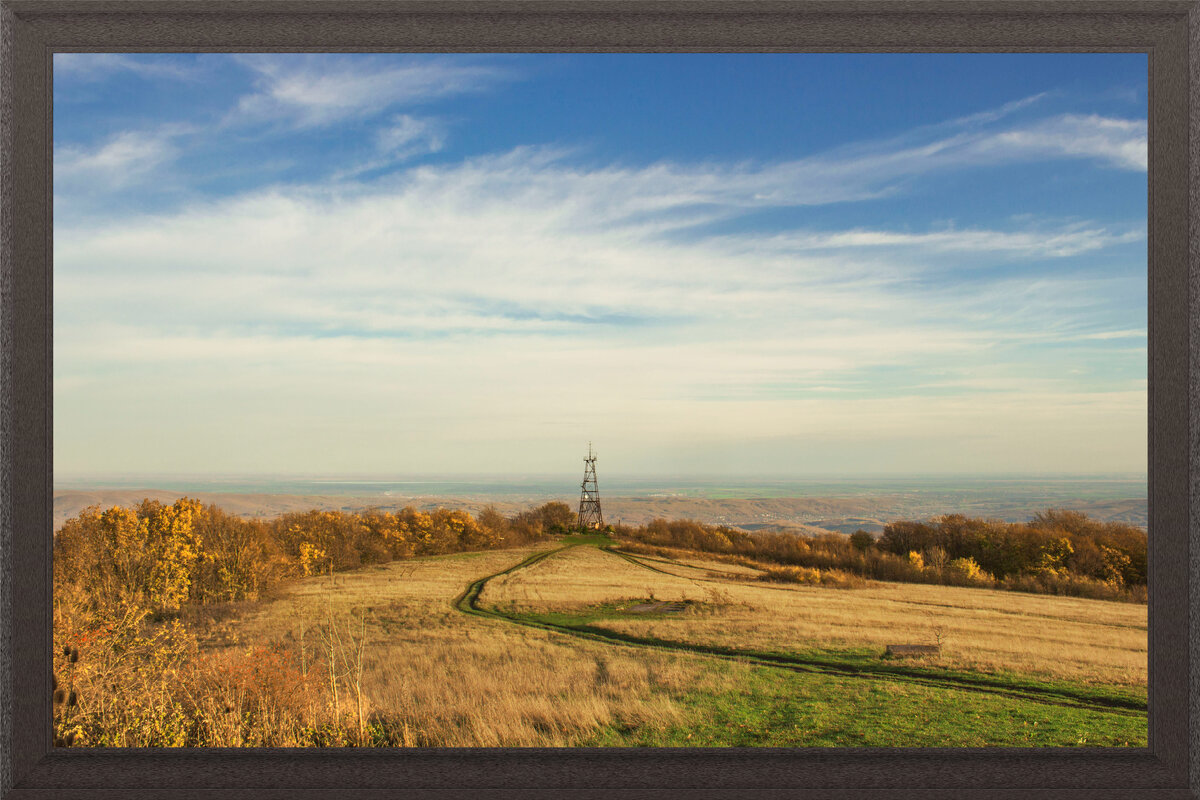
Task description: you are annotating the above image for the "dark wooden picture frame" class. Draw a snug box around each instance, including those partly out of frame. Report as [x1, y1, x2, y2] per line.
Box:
[1, 2, 1196, 798]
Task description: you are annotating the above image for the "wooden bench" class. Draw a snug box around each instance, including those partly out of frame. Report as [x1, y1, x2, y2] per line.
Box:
[885, 644, 940, 657]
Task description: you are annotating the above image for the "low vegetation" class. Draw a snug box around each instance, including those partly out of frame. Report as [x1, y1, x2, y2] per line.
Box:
[52, 500, 1147, 747]
[613, 510, 1147, 603]
[480, 544, 1146, 686]
[53, 498, 574, 746]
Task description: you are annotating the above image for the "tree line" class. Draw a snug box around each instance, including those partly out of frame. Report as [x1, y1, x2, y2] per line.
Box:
[612, 509, 1147, 603]
[55, 499, 1148, 613]
[54, 498, 576, 616]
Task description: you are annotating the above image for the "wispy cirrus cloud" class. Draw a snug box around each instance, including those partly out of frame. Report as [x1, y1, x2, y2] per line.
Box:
[55, 126, 192, 188]
[962, 113, 1146, 171]
[52, 82, 1147, 224]
[376, 115, 445, 157]
[389, 110, 1145, 229]
[789, 110, 1147, 196]
[332, 115, 448, 180]
[760, 222, 1145, 259]
[229, 54, 511, 128]
[943, 92, 1050, 128]
[54, 56, 512, 201]
[56, 143, 1144, 360]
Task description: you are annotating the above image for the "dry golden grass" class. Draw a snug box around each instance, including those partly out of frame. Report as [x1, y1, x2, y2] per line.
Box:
[484, 547, 1147, 686]
[669, 555, 763, 577]
[169, 542, 1144, 747]
[196, 547, 727, 746]
[480, 545, 715, 609]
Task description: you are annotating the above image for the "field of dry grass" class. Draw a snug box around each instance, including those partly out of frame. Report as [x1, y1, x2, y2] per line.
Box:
[196, 547, 732, 746]
[480, 546, 1146, 686]
[173, 539, 1146, 747]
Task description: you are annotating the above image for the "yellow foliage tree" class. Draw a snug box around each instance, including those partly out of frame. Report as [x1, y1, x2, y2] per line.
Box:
[141, 498, 203, 612]
[948, 556, 989, 583]
[97, 506, 152, 608]
[298, 542, 331, 577]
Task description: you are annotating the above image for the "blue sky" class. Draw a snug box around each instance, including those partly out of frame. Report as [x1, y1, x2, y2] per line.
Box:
[53, 53, 1147, 478]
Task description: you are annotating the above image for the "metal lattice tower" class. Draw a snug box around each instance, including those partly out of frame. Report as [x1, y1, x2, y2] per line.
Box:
[577, 443, 604, 531]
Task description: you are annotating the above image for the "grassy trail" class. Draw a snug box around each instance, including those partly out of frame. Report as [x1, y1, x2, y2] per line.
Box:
[453, 542, 1145, 718]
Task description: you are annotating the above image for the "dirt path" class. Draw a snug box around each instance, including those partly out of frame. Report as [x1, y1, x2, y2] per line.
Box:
[453, 544, 1145, 716]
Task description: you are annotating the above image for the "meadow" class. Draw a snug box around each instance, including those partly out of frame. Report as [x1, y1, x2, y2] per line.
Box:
[52, 503, 1147, 747]
[481, 543, 1146, 685]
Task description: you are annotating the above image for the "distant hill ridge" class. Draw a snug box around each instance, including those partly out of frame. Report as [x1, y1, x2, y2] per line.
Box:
[53, 489, 1147, 534]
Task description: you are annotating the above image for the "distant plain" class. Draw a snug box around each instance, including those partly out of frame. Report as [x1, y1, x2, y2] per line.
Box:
[54, 475, 1147, 533]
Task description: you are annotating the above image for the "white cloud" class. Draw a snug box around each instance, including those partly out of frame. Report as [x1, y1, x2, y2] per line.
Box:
[377, 115, 445, 156]
[55, 146, 1145, 346]
[759, 223, 1144, 259]
[52, 94, 1148, 475]
[362, 111, 1146, 225]
[802, 111, 1147, 189]
[55, 127, 187, 187]
[55, 148, 1146, 462]
[964, 114, 1147, 171]
[332, 115, 447, 180]
[55, 85, 1148, 227]
[229, 55, 510, 128]
[944, 92, 1050, 128]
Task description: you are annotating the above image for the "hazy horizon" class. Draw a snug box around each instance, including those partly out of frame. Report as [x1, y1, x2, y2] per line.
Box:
[56, 469, 1148, 481]
[54, 470, 1148, 493]
[54, 54, 1147, 477]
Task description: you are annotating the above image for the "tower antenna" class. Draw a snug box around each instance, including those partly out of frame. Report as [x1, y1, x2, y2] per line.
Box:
[577, 442, 604, 531]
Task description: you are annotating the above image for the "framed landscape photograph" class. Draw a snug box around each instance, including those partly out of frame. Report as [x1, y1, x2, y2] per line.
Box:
[1, 2, 1197, 799]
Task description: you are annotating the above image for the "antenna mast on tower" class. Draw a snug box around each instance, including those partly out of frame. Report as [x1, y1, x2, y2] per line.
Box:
[577, 443, 604, 531]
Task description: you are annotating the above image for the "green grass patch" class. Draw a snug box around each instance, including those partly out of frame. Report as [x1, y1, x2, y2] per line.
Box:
[579, 661, 1147, 748]
[457, 544, 1146, 748]
[477, 599, 1142, 714]
[489, 603, 1145, 714]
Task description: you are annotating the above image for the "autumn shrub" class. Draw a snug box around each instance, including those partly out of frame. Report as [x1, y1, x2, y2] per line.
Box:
[53, 595, 200, 746]
[818, 568, 870, 589]
[616, 509, 1145, 602]
[758, 565, 822, 584]
[187, 641, 330, 746]
[758, 565, 868, 589]
[1001, 570, 1133, 602]
[54, 588, 373, 747]
[52, 498, 572, 746]
[945, 557, 994, 588]
[877, 511, 1146, 586]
